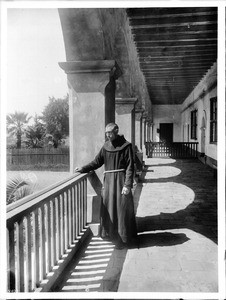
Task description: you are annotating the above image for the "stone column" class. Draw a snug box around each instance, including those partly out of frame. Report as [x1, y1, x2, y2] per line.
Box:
[135, 109, 144, 151]
[115, 98, 137, 150]
[147, 119, 152, 142]
[142, 116, 147, 146]
[147, 122, 150, 142]
[149, 122, 153, 142]
[59, 60, 121, 175]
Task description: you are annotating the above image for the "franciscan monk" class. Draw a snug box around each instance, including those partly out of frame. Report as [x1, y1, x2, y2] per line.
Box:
[75, 123, 137, 249]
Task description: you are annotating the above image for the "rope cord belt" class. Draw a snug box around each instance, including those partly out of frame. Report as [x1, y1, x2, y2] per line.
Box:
[103, 168, 125, 174]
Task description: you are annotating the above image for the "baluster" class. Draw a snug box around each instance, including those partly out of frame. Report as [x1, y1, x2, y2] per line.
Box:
[50, 200, 56, 267]
[79, 182, 82, 233]
[15, 219, 25, 292]
[68, 188, 72, 246]
[63, 191, 68, 252]
[46, 201, 51, 273]
[7, 224, 15, 292]
[25, 214, 32, 291]
[76, 183, 80, 236]
[81, 181, 84, 230]
[84, 178, 87, 227]
[40, 205, 46, 281]
[55, 196, 61, 261]
[71, 186, 75, 242]
[60, 194, 64, 256]
[75, 185, 78, 239]
[33, 209, 40, 290]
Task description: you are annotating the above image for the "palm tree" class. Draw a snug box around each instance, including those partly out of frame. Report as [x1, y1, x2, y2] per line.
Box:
[6, 175, 34, 205]
[7, 111, 31, 149]
[24, 114, 46, 148]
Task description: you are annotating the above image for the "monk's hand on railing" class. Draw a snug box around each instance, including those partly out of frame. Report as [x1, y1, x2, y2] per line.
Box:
[74, 167, 82, 173]
[121, 186, 130, 195]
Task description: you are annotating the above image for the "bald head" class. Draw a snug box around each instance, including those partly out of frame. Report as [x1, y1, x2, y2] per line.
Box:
[105, 123, 119, 142]
[105, 123, 119, 133]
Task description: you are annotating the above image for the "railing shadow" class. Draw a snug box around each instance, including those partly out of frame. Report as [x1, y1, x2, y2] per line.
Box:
[55, 236, 128, 292]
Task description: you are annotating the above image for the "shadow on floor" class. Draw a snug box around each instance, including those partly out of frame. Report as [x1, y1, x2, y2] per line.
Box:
[137, 232, 190, 248]
[136, 159, 217, 244]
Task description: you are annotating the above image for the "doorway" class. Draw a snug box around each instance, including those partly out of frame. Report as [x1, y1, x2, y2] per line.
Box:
[159, 123, 173, 143]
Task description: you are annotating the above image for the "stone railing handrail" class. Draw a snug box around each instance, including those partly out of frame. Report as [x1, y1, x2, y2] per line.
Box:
[7, 173, 87, 219]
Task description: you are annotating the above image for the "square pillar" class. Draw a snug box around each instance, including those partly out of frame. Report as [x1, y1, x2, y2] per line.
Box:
[135, 109, 144, 151]
[59, 60, 121, 176]
[115, 98, 137, 149]
[142, 116, 147, 146]
[147, 119, 152, 142]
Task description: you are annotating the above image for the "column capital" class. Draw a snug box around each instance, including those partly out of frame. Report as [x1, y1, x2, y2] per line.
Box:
[135, 108, 145, 113]
[147, 120, 153, 126]
[59, 60, 121, 77]
[142, 115, 148, 122]
[116, 97, 137, 105]
[59, 60, 121, 93]
[115, 98, 137, 114]
[135, 108, 144, 120]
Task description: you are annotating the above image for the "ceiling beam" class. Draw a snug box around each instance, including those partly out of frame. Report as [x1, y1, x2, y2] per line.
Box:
[135, 38, 217, 45]
[143, 71, 211, 77]
[128, 11, 216, 20]
[131, 21, 217, 29]
[130, 15, 217, 27]
[140, 57, 215, 63]
[132, 24, 217, 34]
[141, 62, 214, 67]
[133, 31, 217, 42]
[138, 49, 217, 55]
[135, 40, 217, 48]
[142, 65, 211, 71]
[127, 7, 217, 17]
[137, 44, 217, 51]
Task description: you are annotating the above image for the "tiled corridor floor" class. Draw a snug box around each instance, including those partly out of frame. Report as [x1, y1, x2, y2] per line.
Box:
[57, 158, 218, 292]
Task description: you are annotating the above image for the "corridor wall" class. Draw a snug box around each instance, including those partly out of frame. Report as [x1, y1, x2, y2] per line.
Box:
[181, 62, 217, 167]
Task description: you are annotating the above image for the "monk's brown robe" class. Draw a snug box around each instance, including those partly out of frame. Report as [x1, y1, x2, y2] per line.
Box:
[80, 135, 137, 244]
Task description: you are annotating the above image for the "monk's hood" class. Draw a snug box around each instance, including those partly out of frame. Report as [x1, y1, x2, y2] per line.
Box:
[103, 135, 130, 152]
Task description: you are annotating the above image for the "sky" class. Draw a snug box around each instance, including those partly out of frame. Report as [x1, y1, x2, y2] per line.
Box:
[7, 8, 68, 117]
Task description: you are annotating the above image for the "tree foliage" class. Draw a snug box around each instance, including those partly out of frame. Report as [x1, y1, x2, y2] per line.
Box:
[24, 114, 46, 148]
[41, 95, 69, 147]
[7, 111, 31, 149]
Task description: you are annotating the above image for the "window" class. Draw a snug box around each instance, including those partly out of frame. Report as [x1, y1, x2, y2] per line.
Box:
[210, 97, 217, 143]
[191, 110, 197, 140]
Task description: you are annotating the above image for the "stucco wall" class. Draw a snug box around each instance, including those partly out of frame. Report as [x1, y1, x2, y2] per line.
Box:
[152, 105, 182, 142]
[181, 62, 217, 161]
